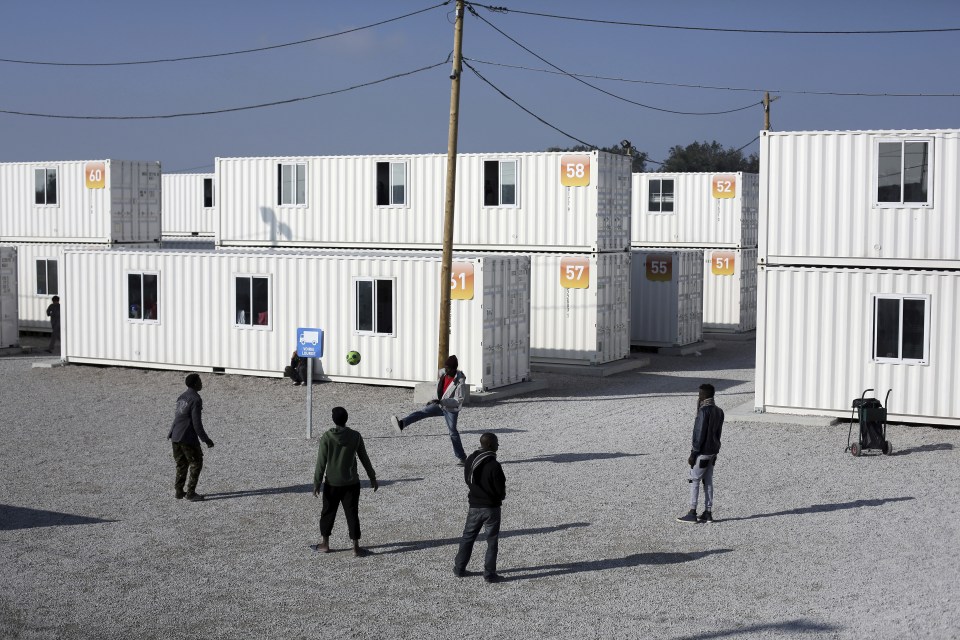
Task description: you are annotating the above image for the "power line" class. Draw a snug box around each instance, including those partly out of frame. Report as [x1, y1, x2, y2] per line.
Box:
[0, 61, 445, 120]
[465, 57, 960, 98]
[468, 7, 760, 116]
[462, 60, 594, 148]
[165, 164, 214, 173]
[735, 136, 760, 153]
[0, 2, 450, 67]
[468, 3, 960, 35]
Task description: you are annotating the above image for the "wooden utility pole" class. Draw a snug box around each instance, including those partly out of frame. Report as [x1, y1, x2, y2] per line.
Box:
[438, 0, 465, 369]
[763, 92, 780, 131]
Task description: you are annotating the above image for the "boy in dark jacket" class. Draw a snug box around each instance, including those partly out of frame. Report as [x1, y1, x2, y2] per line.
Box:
[454, 433, 506, 583]
[168, 373, 215, 502]
[313, 407, 378, 557]
[677, 383, 724, 524]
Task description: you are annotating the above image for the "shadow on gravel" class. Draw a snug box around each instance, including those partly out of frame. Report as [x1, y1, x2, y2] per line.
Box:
[893, 443, 954, 456]
[722, 496, 915, 522]
[502, 452, 646, 464]
[367, 522, 590, 555]
[669, 618, 838, 639]
[500, 548, 732, 581]
[367, 428, 528, 440]
[0, 504, 115, 531]
[203, 478, 423, 501]
[506, 375, 745, 403]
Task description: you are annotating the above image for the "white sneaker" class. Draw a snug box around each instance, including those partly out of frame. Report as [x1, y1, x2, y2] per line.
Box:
[391, 415, 403, 434]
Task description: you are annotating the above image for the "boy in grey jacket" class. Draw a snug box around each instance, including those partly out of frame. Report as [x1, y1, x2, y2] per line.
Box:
[391, 355, 468, 465]
[677, 383, 724, 524]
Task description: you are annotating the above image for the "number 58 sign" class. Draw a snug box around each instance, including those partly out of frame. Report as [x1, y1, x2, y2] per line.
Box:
[560, 154, 591, 187]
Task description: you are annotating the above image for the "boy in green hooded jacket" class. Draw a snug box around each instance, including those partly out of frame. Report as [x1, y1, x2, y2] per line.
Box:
[313, 406, 378, 556]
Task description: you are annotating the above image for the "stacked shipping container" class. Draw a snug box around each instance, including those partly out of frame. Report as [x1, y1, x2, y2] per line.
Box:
[160, 173, 216, 249]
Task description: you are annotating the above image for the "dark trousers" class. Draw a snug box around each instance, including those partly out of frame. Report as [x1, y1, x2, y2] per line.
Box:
[454, 507, 501, 577]
[319, 482, 362, 540]
[172, 442, 203, 494]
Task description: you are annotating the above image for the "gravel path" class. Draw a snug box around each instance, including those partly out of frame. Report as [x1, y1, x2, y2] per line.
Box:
[1, 337, 957, 640]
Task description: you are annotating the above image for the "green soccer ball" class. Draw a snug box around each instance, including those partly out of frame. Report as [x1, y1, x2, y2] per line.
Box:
[346, 350, 361, 366]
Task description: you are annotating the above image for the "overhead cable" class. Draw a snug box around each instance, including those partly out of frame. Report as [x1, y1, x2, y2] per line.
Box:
[0, 61, 445, 119]
[469, 3, 960, 35]
[0, 2, 450, 67]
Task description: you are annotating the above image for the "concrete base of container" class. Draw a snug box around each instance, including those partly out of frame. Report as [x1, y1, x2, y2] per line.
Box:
[726, 399, 839, 427]
[633, 340, 716, 356]
[703, 329, 756, 342]
[531, 355, 649, 377]
[413, 379, 549, 405]
[31, 358, 66, 369]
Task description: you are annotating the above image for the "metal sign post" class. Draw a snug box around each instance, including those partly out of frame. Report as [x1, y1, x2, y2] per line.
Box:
[296, 328, 324, 440]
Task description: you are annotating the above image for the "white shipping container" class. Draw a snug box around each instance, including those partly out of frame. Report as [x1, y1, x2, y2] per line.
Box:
[216, 151, 632, 252]
[0, 241, 159, 331]
[161, 173, 215, 237]
[61, 248, 531, 390]
[761, 129, 960, 267]
[525, 252, 631, 364]
[703, 247, 757, 332]
[0, 160, 161, 243]
[632, 172, 758, 248]
[630, 249, 703, 346]
[0, 246, 18, 348]
[756, 265, 960, 426]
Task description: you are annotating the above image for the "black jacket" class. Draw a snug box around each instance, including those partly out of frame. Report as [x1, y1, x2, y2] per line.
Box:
[168, 388, 212, 446]
[690, 401, 723, 458]
[464, 449, 506, 508]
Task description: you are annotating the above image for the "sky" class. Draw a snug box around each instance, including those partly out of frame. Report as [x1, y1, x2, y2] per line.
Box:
[1, 0, 959, 172]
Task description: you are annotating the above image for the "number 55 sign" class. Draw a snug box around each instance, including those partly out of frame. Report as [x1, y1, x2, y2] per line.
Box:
[560, 256, 590, 289]
[450, 262, 474, 300]
[645, 254, 673, 282]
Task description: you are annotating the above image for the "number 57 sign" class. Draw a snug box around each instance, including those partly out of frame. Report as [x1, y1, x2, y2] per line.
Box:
[560, 256, 590, 289]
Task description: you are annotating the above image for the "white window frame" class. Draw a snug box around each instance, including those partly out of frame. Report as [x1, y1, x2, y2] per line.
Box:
[376, 160, 408, 207]
[483, 159, 520, 208]
[353, 277, 396, 337]
[234, 274, 272, 330]
[873, 137, 934, 209]
[648, 178, 675, 213]
[277, 162, 307, 207]
[202, 177, 215, 209]
[34, 167, 59, 207]
[36, 258, 58, 296]
[126, 271, 161, 324]
[872, 293, 930, 365]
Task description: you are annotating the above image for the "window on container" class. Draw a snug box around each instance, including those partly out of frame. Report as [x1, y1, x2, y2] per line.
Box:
[648, 179, 675, 213]
[876, 140, 931, 205]
[277, 163, 306, 206]
[873, 295, 929, 364]
[203, 178, 214, 208]
[235, 276, 270, 327]
[376, 161, 407, 206]
[36, 259, 58, 295]
[34, 168, 58, 205]
[355, 278, 395, 335]
[483, 160, 518, 207]
[127, 273, 160, 322]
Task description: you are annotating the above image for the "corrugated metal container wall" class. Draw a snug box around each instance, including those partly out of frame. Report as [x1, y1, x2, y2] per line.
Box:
[631, 172, 758, 248]
[0, 246, 18, 348]
[527, 252, 630, 364]
[761, 129, 960, 266]
[756, 266, 960, 425]
[61, 249, 530, 390]
[0, 160, 160, 243]
[0, 241, 145, 330]
[216, 151, 631, 252]
[162, 173, 215, 237]
[630, 249, 703, 346]
[703, 248, 757, 332]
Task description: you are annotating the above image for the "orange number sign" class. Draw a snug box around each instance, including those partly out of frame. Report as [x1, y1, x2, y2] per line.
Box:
[712, 174, 736, 199]
[711, 251, 736, 276]
[450, 262, 474, 300]
[560, 256, 590, 289]
[645, 254, 673, 282]
[85, 162, 106, 189]
[560, 154, 591, 187]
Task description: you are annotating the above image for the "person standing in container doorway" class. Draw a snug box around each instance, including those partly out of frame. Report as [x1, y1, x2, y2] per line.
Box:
[46, 295, 60, 354]
[677, 383, 724, 524]
[391, 355, 468, 466]
[312, 406, 378, 557]
[168, 373, 215, 502]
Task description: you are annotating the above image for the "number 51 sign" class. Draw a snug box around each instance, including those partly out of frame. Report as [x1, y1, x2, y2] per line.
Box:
[450, 262, 474, 300]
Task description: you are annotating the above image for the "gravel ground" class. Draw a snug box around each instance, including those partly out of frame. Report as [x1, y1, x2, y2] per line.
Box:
[1, 336, 958, 640]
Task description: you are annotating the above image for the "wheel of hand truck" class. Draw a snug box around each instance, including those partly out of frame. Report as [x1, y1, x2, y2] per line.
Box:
[851, 442, 861, 457]
[882, 440, 893, 455]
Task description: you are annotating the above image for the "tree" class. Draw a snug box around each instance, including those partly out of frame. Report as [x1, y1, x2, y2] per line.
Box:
[546, 143, 649, 173]
[660, 140, 759, 173]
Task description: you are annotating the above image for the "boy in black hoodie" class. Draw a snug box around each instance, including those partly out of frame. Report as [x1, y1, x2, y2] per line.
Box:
[454, 433, 506, 583]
